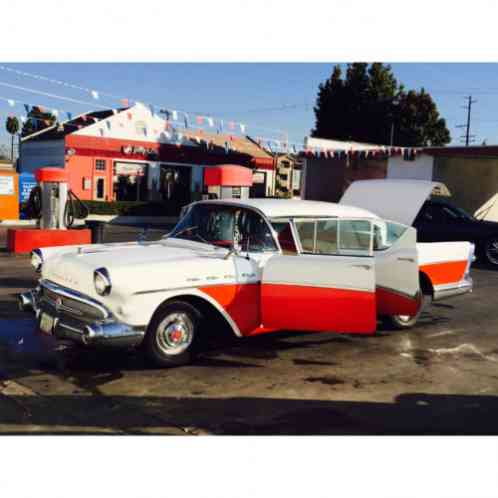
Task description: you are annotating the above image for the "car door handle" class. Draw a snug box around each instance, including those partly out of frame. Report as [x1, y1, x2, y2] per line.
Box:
[397, 257, 415, 263]
[350, 264, 372, 270]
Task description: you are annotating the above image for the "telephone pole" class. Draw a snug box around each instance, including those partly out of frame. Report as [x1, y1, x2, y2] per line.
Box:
[457, 95, 477, 146]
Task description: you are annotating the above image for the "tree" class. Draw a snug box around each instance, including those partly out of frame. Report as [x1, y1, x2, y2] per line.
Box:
[21, 106, 57, 138]
[5, 116, 20, 161]
[312, 63, 450, 147]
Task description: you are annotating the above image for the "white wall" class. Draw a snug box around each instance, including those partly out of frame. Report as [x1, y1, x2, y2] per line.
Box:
[387, 154, 434, 180]
[20, 139, 65, 173]
[74, 102, 199, 147]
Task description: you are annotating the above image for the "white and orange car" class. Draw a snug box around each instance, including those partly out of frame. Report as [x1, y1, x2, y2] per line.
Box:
[20, 192, 474, 367]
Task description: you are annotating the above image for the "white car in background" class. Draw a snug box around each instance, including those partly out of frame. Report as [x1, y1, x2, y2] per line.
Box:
[20, 197, 474, 367]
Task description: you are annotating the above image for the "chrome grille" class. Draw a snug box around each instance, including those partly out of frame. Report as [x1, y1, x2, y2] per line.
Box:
[40, 281, 108, 321]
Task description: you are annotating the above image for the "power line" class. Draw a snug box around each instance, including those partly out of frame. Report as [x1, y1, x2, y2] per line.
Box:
[456, 95, 478, 146]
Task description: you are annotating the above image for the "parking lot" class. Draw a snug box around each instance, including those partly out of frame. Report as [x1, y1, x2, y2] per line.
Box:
[1, 225, 498, 435]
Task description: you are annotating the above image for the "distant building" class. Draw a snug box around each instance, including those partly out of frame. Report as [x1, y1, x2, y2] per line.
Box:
[19, 103, 275, 204]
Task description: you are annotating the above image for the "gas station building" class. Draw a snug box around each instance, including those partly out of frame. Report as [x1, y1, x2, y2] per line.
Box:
[18, 103, 276, 205]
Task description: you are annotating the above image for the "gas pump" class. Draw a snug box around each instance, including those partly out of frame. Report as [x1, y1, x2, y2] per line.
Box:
[7, 167, 91, 254]
[27, 167, 88, 229]
[203, 164, 253, 200]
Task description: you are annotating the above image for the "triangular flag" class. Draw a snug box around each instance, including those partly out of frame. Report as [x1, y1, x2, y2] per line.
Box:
[207, 117, 214, 127]
[172, 110, 178, 120]
[240, 123, 246, 133]
[120, 98, 129, 107]
[66, 112, 73, 120]
[24, 104, 30, 113]
[7, 99, 15, 107]
[52, 109, 59, 117]
[91, 90, 99, 100]
[184, 114, 189, 129]
[196, 116, 204, 125]
[228, 121, 236, 130]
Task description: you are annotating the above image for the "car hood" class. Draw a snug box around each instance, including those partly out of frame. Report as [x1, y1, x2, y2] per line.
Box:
[340, 179, 449, 226]
[41, 239, 233, 299]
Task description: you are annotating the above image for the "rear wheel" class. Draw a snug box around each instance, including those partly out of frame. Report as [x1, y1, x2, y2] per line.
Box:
[385, 294, 432, 330]
[143, 300, 202, 367]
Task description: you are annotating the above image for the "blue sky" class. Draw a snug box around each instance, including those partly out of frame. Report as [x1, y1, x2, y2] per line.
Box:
[1, 63, 498, 152]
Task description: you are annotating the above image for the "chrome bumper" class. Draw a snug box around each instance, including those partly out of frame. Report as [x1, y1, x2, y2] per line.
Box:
[19, 281, 145, 348]
[433, 276, 473, 302]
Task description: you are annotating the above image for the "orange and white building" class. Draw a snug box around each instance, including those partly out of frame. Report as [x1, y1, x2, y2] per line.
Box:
[19, 103, 275, 203]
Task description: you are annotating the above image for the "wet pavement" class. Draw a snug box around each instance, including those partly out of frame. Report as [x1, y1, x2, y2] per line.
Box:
[1, 226, 498, 434]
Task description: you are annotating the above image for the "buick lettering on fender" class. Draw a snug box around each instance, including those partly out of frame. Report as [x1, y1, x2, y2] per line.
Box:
[20, 198, 474, 367]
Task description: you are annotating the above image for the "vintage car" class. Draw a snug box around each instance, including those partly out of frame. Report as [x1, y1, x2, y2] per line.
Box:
[341, 179, 498, 266]
[19, 198, 474, 367]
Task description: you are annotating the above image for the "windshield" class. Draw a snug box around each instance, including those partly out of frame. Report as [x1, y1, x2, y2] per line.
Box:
[167, 203, 278, 252]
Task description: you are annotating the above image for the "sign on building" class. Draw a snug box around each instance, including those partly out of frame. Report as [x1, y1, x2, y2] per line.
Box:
[0, 175, 14, 195]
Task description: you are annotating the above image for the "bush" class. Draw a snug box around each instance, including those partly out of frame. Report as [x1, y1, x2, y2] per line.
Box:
[84, 200, 183, 217]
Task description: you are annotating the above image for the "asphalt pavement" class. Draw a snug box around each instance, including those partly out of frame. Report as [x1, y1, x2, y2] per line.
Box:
[1, 225, 498, 434]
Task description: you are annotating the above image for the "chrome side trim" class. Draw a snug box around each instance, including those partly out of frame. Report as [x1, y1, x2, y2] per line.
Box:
[433, 278, 473, 302]
[133, 280, 261, 296]
[264, 281, 372, 293]
[40, 279, 111, 319]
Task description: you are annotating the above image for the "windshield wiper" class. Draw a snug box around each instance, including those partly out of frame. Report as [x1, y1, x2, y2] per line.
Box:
[163, 226, 218, 248]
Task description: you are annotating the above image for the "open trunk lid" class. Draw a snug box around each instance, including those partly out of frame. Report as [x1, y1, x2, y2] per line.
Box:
[340, 179, 448, 226]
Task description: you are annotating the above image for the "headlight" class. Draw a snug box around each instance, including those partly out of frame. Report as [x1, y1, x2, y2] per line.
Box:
[94, 268, 112, 296]
[30, 249, 43, 273]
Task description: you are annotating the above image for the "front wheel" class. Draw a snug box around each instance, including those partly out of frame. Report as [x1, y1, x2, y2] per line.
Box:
[384, 294, 432, 330]
[143, 300, 202, 367]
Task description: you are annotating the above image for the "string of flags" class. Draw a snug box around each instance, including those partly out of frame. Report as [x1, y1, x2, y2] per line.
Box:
[0, 65, 262, 140]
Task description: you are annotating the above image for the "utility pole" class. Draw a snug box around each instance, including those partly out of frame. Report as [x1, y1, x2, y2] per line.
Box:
[457, 95, 477, 146]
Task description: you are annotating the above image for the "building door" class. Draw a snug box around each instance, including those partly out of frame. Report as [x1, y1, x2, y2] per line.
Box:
[159, 165, 192, 205]
[94, 177, 106, 201]
[250, 171, 266, 198]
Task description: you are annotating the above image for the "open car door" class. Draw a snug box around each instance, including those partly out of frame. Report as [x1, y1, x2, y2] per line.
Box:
[373, 221, 421, 316]
[261, 218, 377, 334]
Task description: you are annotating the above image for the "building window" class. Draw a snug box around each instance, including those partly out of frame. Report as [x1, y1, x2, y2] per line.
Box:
[96, 159, 106, 171]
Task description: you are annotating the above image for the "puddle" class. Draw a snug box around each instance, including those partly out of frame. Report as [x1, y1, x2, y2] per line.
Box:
[0, 318, 58, 364]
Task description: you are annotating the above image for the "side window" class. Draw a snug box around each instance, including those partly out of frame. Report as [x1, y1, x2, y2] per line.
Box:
[238, 210, 278, 252]
[271, 221, 298, 255]
[339, 220, 371, 253]
[316, 220, 338, 254]
[294, 218, 372, 256]
[373, 221, 408, 251]
[295, 221, 315, 253]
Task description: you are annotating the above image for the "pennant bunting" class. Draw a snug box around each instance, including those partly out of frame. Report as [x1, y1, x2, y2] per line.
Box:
[91, 90, 99, 100]
[7, 99, 15, 107]
[240, 123, 246, 133]
[207, 117, 214, 127]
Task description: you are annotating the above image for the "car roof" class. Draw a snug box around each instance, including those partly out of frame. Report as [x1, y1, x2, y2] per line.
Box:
[191, 198, 380, 220]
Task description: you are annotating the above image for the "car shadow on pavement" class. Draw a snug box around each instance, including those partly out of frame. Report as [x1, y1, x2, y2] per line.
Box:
[0, 390, 497, 435]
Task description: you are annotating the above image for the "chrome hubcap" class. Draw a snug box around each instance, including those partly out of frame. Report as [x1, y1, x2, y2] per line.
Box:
[486, 240, 498, 265]
[397, 315, 411, 322]
[156, 312, 194, 356]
